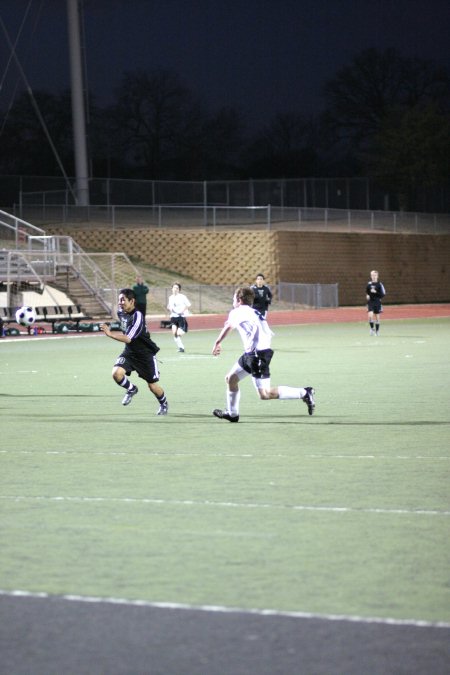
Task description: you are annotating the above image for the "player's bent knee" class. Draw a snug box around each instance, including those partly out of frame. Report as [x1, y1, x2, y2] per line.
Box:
[112, 365, 125, 382]
[226, 373, 240, 390]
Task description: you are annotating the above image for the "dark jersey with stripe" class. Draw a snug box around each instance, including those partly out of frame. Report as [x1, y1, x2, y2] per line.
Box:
[118, 309, 159, 356]
[366, 281, 386, 300]
[251, 284, 273, 314]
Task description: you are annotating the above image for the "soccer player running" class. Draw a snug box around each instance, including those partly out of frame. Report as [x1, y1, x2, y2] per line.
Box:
[211, 286, 315, 422]
[167, 282, 191, 352]
[366, 270, 386, 335]
[100, 288, 169, 415]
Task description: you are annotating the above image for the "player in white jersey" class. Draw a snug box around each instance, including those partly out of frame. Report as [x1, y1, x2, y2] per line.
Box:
[211, 287, 315, 422]
[167, 282, 191, 352]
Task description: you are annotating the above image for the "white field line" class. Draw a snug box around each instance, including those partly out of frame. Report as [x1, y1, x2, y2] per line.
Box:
[1, 495, 449, 516]
[0, 589, 449, 630]
[0, 334, 100, 342]
[0, 450, 449, 461]
[0, 327, 218, 344]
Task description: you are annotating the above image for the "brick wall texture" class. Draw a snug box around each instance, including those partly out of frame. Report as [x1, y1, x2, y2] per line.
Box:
[48, 227, 450, 305]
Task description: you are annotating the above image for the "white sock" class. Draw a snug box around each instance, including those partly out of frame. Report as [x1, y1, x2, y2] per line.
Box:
[175, 336, 184, 349]
[277, 386, 305, 399]
[227, 389, 240, 415]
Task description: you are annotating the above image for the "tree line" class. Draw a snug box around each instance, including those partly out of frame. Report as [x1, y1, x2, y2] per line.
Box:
[1, 48, 449, 211]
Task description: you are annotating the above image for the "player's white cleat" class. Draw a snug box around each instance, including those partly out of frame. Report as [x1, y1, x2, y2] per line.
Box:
[157, 402, 169, 416]
[122, 386, 138, 406]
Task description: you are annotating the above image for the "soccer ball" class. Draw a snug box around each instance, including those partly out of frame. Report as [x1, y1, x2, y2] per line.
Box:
[15, 306, 36, 327]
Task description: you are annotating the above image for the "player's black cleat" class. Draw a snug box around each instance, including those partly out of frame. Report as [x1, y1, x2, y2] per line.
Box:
[157, 402, 169, 416]
[302, 387, 315, 415]
[213, 409, 239, 423]
[122, 385, 138, 406]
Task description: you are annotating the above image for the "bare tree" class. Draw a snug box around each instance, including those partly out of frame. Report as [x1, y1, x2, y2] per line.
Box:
[242, 112, 318, 177]
[372, 104, 450, 210]
[322, 48, 450, 208]
[323, 48, 450, 147]
[0, 90, 74, 174]
[108, 69, 202, 176]
[197, 106, 245, 178]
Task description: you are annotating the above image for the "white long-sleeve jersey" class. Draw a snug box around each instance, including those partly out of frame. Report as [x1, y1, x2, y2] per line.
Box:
[168, 293, 191, 317]
[226, 304, 274, 353]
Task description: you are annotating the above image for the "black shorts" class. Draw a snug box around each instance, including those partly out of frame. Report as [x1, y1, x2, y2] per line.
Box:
[367, 299, 382, 314]
[170, 316, 188, 332]
[239, 349, 274, 379]
[114, 351, 160, 383]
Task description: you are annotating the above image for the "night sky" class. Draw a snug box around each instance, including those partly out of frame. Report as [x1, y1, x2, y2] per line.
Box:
[1, 0, 449, 130]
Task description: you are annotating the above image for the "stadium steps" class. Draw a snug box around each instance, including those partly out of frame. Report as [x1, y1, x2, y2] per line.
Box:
[53, 267, 110, 318]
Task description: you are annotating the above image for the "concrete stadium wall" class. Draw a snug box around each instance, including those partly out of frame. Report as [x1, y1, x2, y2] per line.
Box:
[47, 227, 450, 305]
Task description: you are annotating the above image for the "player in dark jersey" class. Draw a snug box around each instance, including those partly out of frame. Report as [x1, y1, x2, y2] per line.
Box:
[251, 273, 273, 317]
[366, 270, 386, 336]
[100, 288, 168, 415]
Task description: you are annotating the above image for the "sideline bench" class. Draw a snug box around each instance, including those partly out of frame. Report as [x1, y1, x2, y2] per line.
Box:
[1, 305, 94, 334]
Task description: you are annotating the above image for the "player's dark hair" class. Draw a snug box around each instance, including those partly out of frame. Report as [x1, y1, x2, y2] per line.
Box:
[235, 287, 255, 306]
[119, 288, 136, 301]
[173, 282, 181, 290]
[256, 273, 265, 279]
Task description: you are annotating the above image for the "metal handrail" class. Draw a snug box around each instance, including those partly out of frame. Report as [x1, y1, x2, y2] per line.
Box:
[1, 211, 144, 314]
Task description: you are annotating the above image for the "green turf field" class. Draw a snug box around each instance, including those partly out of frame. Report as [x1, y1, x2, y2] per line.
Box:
[1, 319, 449, 623]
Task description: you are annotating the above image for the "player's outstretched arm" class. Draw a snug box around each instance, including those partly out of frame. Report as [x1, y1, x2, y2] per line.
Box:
[100, 323, 131, 344]
[212, 324, 232, 355]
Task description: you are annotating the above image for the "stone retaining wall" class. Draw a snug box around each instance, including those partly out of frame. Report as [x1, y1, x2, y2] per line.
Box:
[47, 226, 450, 305]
